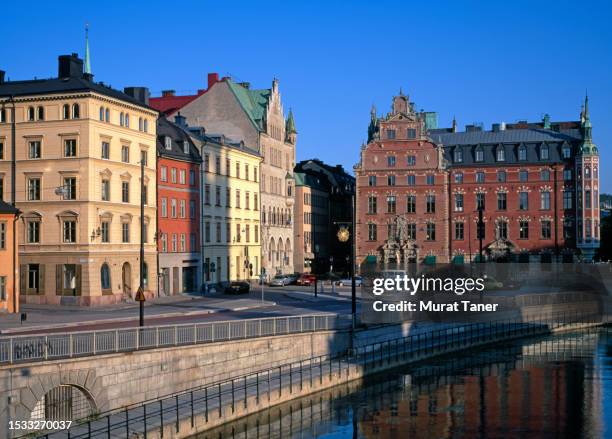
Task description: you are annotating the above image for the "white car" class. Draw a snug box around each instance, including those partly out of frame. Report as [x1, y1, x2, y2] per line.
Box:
[336, 276, 363, 286]
[269, 275, 291, 286]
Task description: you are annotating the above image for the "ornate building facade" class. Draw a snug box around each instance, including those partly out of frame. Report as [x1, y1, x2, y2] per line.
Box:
[355, 91, 599, 265]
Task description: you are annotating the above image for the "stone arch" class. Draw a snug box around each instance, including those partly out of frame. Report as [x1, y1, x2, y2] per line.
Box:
[276, 239, 282, 263]
[285, 238, 291, 265]
[269, 238, 275, 262]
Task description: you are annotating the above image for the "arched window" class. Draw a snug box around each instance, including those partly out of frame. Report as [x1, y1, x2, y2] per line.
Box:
[27, 106, 35, 121]
[269, 239, 275, 262]
[496, 146, 505, 162]
[105, 108, 110, 122]
[585, 166, 591, 178]
[63, 104, 70, 120]
[474, 146, 484, 162]
[99, 106, 105, 121]
[143, 119, 148, 133]
[125, 113, 129, 128]
[101, 263, 111, 290]
[37, 106, 44, 121]
[143, 262, 149, 288]
[120, 112, 124, 126]
[72, 103, 80, 119]
[594, 166, 598, 178]
[0, 108, 5, 123]
[138, 117, 143, 131]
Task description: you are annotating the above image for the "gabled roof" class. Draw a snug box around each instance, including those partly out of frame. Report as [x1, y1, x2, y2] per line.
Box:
[226, 80, 271, 131]
[149, 92, 204, 116]
[156, 116, 202, 163]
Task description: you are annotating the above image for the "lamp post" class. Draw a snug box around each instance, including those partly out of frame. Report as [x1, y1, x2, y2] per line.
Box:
[478, 206, 484, 264]
[333, 193, 356, 331]
[137, 157, 146, 327]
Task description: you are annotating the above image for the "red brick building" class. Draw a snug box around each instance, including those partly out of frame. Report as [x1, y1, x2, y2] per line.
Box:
[355, 91, 599, 265]
[156, 115, 202, 294]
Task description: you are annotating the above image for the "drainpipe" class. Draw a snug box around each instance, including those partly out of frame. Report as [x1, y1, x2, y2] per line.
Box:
[9, 96, 17, 313]
[12, 212, 19, 313]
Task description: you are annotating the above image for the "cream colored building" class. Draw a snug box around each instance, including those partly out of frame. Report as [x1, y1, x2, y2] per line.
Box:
[0, 54, 158, 306]
[189, 129, 262, 283]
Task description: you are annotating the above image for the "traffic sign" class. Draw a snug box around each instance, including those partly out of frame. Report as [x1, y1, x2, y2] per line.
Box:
[135, 287, 146, 302]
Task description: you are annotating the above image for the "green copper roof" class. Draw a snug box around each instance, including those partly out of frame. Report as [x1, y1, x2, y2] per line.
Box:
[84, 25, 92, 75]
[286, 109, 296, 134]
[226, 80, 270, 131]
[579, 94, 598, 155]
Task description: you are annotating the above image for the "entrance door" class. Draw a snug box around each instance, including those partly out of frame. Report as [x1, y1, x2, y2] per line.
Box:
[182, 267, 196, 293]
[122, 263, 132, 298]
[162, 268, 170, 295]
[172, 267, 179, 294]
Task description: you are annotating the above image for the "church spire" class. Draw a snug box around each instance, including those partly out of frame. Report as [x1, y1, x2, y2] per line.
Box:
[285, 109, 297, 144]
[84, 24, 92, 75]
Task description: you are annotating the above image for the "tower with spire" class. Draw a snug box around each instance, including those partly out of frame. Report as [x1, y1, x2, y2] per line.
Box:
[84, 24, 92, 78]
[285, 109, 297, 144]
[576, 93, 600, 261]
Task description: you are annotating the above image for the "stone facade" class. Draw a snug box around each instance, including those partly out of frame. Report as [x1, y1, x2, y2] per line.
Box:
[0, 54, 158, 305]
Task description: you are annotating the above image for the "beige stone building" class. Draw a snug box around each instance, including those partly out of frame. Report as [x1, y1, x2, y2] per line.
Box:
[0, 54, 158, 305]
[187, 127, 262, 283]
[150, 74, 297, 279]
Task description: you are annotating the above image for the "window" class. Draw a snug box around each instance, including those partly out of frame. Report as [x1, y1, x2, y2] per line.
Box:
[214, 222, 221, 243]
[518, 145, 527, 161]
[496, 147, 505, 162]
[540, 191, 551, 210]
[426, 223, 436, 241]
[563, 191, 572, 209]
[254, 193, 259, 210]
[101, 221, 110, 243]
[27, 106, 35, 121]
[140, 150, 148, 166]
[386, 129, 396, 139]
[180, 200, 185, 218]
[164, 136, 171, 150]
[73, 104, 80, 119]
[180, 234, 186, 252]
[497, 171, 506, 182]
[407, 155, 416, 166]
[406, 223, 416, 240]
[101, 179, 110, 201]
[387, 175, 396, 186]
[426, 175, 435, 185]
[161, 233, 167, 252]
[183, 141, 189, 154]
[454, 148, 463, 163]
[519, 170, 528, 182]
[0, 141, 3, 159]
[387, 156, 396, 167]
[541, 220, 552, 239]
[386, 196, 396, 214]
[179, 170, 186, 185]
[476, 172, 485, 183]
[170, 168, 177, 184]
[245, 192, 250, 209]
[476, 193, 485, 210]
[475, 147, 484, 162]
[236, 224, 241, 243]
[125, 114, 129, 128]
[0, 177, 3, 201]
[27, 221, 40, 243]
[189, 170, 196, 186]
[540, 169, 550, 181]
[63, 220, 76, 243]
[190, 200, 196, 218]
[454, 173, 463, 184]
[368, 175, 377, 186]
[214, 186, 220, 206]
[101, 264, 111, 290]
[368, 196, 377, 214]
[171, 199, 177, 218]
[406, 195, 416, 213]
[63, 104, 70, 120]
[585, 190, 591, 208]
[235, 190, 241, 208]
[190, 233, 196, 251]
[426, 195, 435, 213]
[63, 177, 76, 200]
[99, 106, 104, 121]
[407, 175, 416, 186]
[101, 141, 110, 159]
[454, 222, 464, 240]
[27, 264, 40, 291]
[407, 128, 416, 139]
[497, 221, 508, 239]
[142, 263, 148, 288]
[161, 198, 167, 217]
[519, 221, 529, 239]
[121, 182, 129, 203]
[122, 223, 130, 243]
[236, 162, 240, 178]
[28, 178, 41, 201]
[120, 112, 124, 126]
[519, 192, 528, 210]
[64, 139, 77, 157]
[497, 193, 507, 210]
[454, 193, 464, 212]
[368, 223, 377, 241]
[62, 264, 77, 291]
[0, 222, 5, 249]
[29, 141, 41, 159]
[0, 277, 5, 301]
[226, 223, 231, 243]
[540, 144, 549, 160]
[37, 106, 45, 120]
[226, 188, 231, 207]
[121, 145, 129, 163]
[563, 169, 572, 181]
[0, 109, 4, 123]
[562, 145, 571, 159]
[160, 167, 167, 182]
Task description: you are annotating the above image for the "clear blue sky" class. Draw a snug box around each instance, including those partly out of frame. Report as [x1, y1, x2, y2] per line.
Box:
[1, 1, 610, 190]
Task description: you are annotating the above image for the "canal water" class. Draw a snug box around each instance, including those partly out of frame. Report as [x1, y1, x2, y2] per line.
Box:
[193, 328, 612, 439]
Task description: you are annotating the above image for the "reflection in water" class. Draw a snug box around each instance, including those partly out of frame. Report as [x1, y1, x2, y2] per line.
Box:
[192, 329, 611, 439]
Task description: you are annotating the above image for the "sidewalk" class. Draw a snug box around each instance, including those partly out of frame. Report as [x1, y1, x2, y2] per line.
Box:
[0, 293, 276, 334]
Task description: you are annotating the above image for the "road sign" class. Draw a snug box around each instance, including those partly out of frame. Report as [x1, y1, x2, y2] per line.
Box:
[135, 287, 146, 302]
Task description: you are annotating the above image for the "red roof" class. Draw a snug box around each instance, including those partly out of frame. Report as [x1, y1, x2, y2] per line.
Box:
[149, 92, 204, 116]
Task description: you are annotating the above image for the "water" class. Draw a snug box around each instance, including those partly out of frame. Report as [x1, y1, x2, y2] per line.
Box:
[193, 328, 612, 439]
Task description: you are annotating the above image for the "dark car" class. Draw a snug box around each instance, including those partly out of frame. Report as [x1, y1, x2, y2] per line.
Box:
[219, 281, 250, 294]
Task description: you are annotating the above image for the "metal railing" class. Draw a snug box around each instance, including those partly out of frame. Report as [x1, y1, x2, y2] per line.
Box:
[35, 311, 601, 439]
[0, 314, 343, 365]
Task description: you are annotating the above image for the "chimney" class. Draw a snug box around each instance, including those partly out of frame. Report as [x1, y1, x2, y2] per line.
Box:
[162, 90, 175, 97]
[58, 53, 84, 79]
[124, 87, 150, 105]
[174, 111, 187, 127]
[207, 73, 219, 89]
[0, 70, 5, 84]
[238, 82, 250, 89]
[492, 123, 500, 132]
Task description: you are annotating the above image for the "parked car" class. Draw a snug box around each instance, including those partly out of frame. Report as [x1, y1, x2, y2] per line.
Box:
[285, 273, 299, 285]
[269, 275, 291, 286]
[297, 273, 316, 286]
[219, 281, 250, 294]
[336, 276, 363, 287]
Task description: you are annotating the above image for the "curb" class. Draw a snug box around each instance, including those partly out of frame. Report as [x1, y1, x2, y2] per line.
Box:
[0, 301, 276, 335]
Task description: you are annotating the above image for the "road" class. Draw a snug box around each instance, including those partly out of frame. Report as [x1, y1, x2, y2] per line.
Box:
[0, 285, 358, 336]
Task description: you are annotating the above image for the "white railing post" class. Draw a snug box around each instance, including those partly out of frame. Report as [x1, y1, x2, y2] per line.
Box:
[135, 328, 139, 351]
[44, 336, 48, 360]
[273, 318, 277, 336]
[156, 326, 159, 347]
[244, 320, 247, 338]
[115, 330, 119, 353]
[69, 334, 73, 358]
[194, 324, 197, 344]
[93, 332, 96, 355]
[9, 338, 13, 364]
[174, 326, 178, 346]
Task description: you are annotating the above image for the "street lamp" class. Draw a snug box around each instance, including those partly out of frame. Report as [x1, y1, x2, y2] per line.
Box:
[333, 193, 357, 331]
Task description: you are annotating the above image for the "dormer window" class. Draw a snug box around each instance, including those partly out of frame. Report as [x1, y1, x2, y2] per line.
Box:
[518, 144, 527, 161]
[164, 136, 172, 150]
[562, 144, 571, 159]
[453, 147, 463, 163]
[496, 146, 505, 162]
[183, 141, 189, 154]
[540, 144, 549, 160]
[475, 146, 484, 162]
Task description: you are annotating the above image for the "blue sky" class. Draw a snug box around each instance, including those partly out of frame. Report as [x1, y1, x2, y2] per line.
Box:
[1, 0, 611, 190]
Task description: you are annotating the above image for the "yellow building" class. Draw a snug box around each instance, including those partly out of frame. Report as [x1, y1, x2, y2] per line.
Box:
[0, 53, 158, 305]
[188, 128, 262, 283]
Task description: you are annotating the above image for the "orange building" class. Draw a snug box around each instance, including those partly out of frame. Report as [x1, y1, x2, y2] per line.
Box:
[0, 200, 20, 313]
